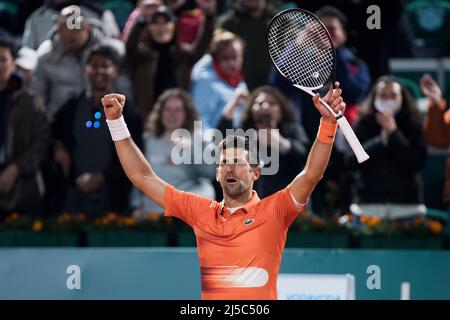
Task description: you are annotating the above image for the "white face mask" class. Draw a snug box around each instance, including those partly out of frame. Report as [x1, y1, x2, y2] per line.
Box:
[374, 98, 401, 114]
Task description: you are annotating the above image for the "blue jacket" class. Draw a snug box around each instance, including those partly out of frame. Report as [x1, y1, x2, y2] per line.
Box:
[190, 55, 247, 129]
[335, 46, 372, 105]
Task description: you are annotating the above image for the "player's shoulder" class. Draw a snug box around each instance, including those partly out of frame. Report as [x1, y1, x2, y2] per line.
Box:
[259, 187, 291, 206]
[166, 184, 217, 207]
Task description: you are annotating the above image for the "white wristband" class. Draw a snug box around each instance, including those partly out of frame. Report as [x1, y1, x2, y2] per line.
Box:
[106, 115, 131, 141]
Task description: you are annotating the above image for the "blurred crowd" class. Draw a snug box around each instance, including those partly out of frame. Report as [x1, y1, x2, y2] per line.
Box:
[0, 0, 449, 228]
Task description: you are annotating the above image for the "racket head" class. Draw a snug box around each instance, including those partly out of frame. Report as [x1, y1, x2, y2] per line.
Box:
[266, 8, 336, 91]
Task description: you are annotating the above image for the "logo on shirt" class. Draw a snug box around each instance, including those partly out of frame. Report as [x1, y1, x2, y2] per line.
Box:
[244, 219, 255, 226]
[201, 266, 269, 291]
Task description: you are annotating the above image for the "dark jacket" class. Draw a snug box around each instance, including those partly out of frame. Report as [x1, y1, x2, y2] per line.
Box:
[347, 112, 427, 204]
[126, 14, 215, 123]
[52, 92, 143, 213]
[0, 74, 51, 213]
[217, 116, 310, 197]
[335, 46, 372, 105]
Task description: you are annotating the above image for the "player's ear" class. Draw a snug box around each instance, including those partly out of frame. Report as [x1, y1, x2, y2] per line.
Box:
[216, 168, 220, 182]
[251, 165, 261, 181]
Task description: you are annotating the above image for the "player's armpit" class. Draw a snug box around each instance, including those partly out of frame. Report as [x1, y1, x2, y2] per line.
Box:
[288, 171, 320, 205]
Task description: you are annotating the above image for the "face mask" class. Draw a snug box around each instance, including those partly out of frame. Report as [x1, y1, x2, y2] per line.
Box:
[374, 98, 401, 114]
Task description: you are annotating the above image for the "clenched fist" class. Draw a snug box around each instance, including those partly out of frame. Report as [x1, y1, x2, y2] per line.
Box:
[101, 93, 126, 120]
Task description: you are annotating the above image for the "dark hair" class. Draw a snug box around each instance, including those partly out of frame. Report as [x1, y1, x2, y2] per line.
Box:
[147, 88, 199, 137]
[241, 85, 296, 129]
[315, 5, 348, 30]
[217, 135, 259, 167]
[85, 44, 122, 68]
[359, 75, 420, 124]
[0, 34, 19, 59]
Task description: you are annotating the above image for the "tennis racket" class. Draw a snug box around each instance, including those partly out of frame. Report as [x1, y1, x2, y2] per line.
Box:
[266, 8, 369, 163]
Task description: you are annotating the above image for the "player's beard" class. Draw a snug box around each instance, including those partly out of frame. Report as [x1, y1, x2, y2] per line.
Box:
[222, 179, 246, 197]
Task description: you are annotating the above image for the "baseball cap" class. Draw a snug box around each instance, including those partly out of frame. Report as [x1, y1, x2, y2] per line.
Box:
[151, 5, 177, 23]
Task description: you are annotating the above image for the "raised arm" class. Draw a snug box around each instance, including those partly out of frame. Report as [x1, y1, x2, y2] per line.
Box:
[187, 0, 217, 61]
[421, 74, 450, 148]
[288, 82, 346, 204]
[101, 93, 167, 208]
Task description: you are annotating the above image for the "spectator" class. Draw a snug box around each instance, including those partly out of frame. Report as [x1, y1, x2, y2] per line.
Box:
[0, 35, 51, 216]
[217, 0, 278, 90]
[121, 0, 163, 41]
[31, 5, 125, 120]
[52, 44, 142, 216]
[191, 29, 247, 130]
[346, 76, 427, 216]
[22, 0, 120, 50]
[217, 85, 309, 197]
[131, 88, 215, 218]
[316, 5, 372, 124]
[421, 74, 450, 223]
[165, 0, 209, 45]
[126, 2, 216, 123]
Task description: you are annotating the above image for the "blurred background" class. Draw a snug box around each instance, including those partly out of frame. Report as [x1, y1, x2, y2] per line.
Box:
[0, 0, 450, 300]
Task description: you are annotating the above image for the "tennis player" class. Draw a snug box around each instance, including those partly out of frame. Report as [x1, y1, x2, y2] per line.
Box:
[101, 82, 345, 300]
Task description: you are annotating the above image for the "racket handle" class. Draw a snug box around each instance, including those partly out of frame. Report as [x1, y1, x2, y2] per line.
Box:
[337, 116, 369, 163]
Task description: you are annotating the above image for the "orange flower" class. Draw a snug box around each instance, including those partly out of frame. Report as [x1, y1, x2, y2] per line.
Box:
[106, 212, 118, 221]
[5, 212, 20, 223]
[125, 216, 136, 226]
[147, 211, 162, 221]
[428, 220, 443, 235]
[347, 213, 353, 222]
[360, 215, 369, 224]
[10, 212, 20, 220]
[57, 212, 71, 223]
[367, 217, 382, 228]
[32, 219, 43, 232]
[101, 216, 110, 225]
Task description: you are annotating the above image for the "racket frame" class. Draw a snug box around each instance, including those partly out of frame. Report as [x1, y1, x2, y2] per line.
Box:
[266, 8, 369, 163]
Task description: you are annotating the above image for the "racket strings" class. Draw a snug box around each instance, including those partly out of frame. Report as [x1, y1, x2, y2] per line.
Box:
[268, 11, 334, 88]
[271, 18, 332, 86]
[269, 14, 333, 81]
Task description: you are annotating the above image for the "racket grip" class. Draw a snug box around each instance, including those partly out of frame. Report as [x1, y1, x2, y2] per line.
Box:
[336, 116, 369, 163]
